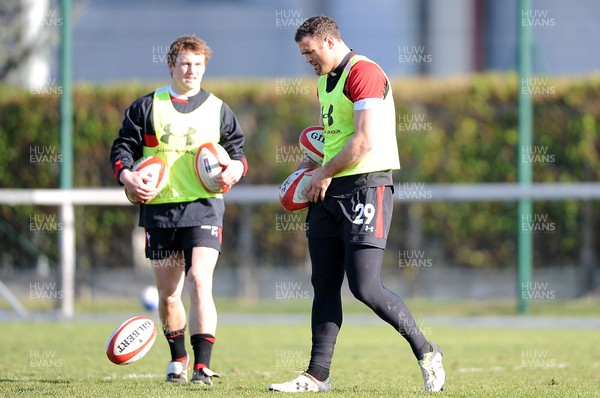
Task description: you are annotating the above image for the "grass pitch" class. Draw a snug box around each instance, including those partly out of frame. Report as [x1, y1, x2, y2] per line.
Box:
[1, 312, 599, 397]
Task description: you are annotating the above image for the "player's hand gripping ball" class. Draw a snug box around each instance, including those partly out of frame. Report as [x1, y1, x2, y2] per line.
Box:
[194, 143, 231, 193]
[124, 156, 167, 204]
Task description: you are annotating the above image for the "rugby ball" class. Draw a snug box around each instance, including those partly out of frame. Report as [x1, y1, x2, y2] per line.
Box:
[125, 156, 167, 204]
[106, 316, 157, 365]
[279, 168, 313, 212]
[299, 126, 325, 166]
[194, 143, 231, 193]
[140, 285, 159, 311]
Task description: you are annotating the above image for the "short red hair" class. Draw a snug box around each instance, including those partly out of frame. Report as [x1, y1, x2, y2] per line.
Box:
[167, 35, 212, 66]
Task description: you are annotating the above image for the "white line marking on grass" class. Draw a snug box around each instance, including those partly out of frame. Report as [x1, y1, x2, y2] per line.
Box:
[102, 374, 163, 381]
[458, 363, 568, 373]
[457, 366, 506, 373]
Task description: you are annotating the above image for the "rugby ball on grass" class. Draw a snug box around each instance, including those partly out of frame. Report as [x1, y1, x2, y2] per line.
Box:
[279, 168, 313, 212]
[195, 143, 231, 193]
[124, 156, 167, 204]
[299, 126, 325, 166]
[106, 316, 157, 365]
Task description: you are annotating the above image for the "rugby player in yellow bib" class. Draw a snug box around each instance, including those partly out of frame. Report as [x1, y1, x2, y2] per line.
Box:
[268, 16, 445, 393]
[111, 35, 247, 386]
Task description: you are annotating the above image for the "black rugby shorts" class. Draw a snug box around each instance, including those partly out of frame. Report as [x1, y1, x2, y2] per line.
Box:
[306, 185, 393, 249]
[145, 225, 222, 259]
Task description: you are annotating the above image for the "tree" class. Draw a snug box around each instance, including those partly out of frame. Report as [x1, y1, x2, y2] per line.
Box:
[0, 0, 52, 89]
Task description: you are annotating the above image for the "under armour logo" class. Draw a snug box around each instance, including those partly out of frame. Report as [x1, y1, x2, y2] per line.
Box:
[160, 123, 197, 146]
[321, 104, 334, 127]
[364, 225, 374, 232]
[296, 382, 310, 391]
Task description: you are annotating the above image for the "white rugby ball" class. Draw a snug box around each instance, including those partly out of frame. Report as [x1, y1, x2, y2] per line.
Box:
[299, 126, 325, 166]
[194, 143, 231, 193]
[279, 168, 313, 212]
[125, 156, 167, 204]
[106, 316, 157, 365]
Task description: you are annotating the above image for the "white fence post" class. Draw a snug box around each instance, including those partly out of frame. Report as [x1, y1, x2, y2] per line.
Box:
[59, 202, 75, 319]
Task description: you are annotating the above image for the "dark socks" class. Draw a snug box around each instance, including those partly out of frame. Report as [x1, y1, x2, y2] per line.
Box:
[417, 341, 434, 360]
[307, 327, 339, 381]
[164, 327, 187, 362]
[306, 364, 330, 382]
[306, 238, 346, 382]
[191, 333, 215, 370]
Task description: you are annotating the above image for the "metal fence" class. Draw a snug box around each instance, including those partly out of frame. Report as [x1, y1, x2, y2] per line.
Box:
[1, 183, 600, 318]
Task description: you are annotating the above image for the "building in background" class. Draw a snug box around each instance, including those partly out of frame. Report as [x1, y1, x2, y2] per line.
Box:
[3, 0, 599, 85]
[61, 0, 599, 83]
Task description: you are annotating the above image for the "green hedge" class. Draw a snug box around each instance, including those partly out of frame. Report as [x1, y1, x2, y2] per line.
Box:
[1, 74, 599, 271]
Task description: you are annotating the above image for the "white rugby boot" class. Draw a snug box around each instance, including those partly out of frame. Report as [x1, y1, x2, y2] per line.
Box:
[269, 372, 331, 392]
[418, 341, 445, 392]
[165, 353, 189, 383]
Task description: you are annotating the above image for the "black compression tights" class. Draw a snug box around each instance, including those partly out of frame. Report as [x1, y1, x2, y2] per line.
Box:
[307, 238, 430, 380]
